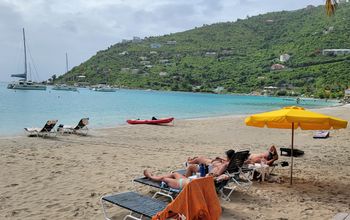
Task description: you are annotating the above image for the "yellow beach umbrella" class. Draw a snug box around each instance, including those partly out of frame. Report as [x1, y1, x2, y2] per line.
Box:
[245, 106, 347, 184]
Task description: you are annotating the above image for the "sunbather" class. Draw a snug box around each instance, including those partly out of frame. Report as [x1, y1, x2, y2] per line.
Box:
[186, 149, 235, 165]
[144, 166, 230, 190]
[245, 145, 278, 166]
[184, 149, 235, 177]
[144, 170, 190, 190]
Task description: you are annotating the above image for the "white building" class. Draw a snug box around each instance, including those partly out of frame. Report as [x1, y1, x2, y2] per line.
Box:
[166, 41, 177, 45]
[150, 43, 162, 49]
[205, 52, 217, 57]
[159, 72, 168, 76]
[322, 49, 350, 56]
[345, 88, 350, 96]
[140, 61, 151, 65]
[119, 51, 128, 56]
[280, 54, 291, 62]
[132, 37, 142, 43]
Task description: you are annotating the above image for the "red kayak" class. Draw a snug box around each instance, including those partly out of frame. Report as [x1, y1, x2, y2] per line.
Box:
[127, 117, 174, 125]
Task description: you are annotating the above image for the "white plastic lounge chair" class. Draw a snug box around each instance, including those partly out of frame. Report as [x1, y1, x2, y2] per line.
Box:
[57, 118, 89, 136]
[24, 120, 58, 137]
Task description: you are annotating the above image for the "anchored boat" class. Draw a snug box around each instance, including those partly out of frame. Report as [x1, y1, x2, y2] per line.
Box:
[7, 28, 46, 90]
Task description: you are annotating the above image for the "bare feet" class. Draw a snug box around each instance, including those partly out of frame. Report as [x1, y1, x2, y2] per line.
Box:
[143, 169, 152, 178]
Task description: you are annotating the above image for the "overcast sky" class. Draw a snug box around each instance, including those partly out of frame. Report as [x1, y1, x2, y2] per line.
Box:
[0, 0, 325, 82]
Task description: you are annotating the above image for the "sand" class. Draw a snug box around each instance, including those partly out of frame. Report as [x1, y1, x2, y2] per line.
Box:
[0, 105, 349, 220]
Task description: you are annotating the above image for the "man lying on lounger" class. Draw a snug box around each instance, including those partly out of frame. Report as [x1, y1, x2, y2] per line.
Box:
[245, 145, 278, 166]
[143, 150, 235, 190]
[184, 149, 235, 177]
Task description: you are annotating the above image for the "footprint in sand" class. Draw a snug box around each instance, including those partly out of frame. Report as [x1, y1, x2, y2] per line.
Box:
[46, 203, 60, 208]
[57, 206, 71, 212]
[5, 183, 18, 187]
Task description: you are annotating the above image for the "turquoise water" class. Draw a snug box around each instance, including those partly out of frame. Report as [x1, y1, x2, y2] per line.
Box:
[0, 82, 337, 136]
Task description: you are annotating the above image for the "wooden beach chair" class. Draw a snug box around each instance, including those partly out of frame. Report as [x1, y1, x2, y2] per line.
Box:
[101, 177, 221, 220]
[24, 120, 58, 137]
[57, 118, 89, 136]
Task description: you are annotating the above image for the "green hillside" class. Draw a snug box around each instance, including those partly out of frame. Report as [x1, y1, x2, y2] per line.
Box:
[57, 4, 350, 98]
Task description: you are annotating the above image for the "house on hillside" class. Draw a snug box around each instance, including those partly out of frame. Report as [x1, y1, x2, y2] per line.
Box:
[150, 43, 162, 49]
[133, 36, 142, 43]
[280, 54, 291, 62]
[166, 41, 177, 45]
[122, 39, 131, 43]
[140, 61, 151, 65]
[119, 51, 129, 56]
[159, 72, 168, 76]
[263, 86, 279, 96]
[344, 88, 350, 103]
[322, 49, 350, 56]
[205, 52, 217, 57]
[121, 68, 130, 73]
[271, 64, 285, 70]
[139, 56, 148, 61]
[159, 59, 170, 64]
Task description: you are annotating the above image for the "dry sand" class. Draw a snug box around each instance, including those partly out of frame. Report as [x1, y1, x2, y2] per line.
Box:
[0, 105, 349, 220]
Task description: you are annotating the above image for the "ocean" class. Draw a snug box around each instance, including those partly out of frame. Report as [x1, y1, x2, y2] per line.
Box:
[0, 82, 338, 136]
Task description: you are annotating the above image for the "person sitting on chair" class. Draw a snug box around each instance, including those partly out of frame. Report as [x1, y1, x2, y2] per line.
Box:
[245, 145, 278, 166]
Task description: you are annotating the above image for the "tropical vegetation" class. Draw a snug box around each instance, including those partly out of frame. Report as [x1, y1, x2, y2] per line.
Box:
[56, 3, 350, 98]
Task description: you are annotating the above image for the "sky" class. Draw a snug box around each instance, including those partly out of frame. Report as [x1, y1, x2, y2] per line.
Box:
[0, 0, 326, 82]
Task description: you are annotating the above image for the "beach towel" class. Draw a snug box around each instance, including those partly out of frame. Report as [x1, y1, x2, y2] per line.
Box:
[152, 176, 221, 220]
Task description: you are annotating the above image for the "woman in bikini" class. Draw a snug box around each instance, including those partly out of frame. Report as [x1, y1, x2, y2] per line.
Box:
[143, 170, 190, 190]
[245, 145, 278, 166]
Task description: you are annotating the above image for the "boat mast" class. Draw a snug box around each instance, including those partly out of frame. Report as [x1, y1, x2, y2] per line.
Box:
[23, 28, 27, 81]
[65, 52, 69, 73]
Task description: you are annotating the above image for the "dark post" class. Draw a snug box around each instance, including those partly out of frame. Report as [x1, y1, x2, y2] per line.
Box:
[290, 122, 294, 185]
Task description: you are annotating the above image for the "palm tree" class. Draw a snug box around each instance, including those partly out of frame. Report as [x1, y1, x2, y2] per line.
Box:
[325, 0, 338, 16]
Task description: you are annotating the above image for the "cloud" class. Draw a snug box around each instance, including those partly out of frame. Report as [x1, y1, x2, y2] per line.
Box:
[0, 0, 325, 81]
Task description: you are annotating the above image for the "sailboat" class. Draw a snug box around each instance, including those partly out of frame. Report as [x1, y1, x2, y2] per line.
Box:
[7, 28, 47, 90]
[52, 53, 78, 91]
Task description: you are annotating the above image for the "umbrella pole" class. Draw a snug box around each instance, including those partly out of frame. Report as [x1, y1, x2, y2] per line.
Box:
[290, 123, 294, 185]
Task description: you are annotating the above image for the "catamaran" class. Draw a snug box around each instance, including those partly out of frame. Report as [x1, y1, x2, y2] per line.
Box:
[7, 28, 47, 90]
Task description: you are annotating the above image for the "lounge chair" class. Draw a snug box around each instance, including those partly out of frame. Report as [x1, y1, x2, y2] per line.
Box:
[24, 120, 58, 137]
[57, 118, 89, 136]
[101, 177, 221, 220]
[216, 150, 252, 201]
[313, 130, 330, 139]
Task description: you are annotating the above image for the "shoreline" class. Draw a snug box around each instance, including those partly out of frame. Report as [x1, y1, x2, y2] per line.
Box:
[0, 103, 347, 139]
